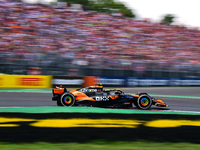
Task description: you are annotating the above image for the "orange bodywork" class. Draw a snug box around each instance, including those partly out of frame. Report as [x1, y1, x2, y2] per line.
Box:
[131, 94, 139, 98]
[109, 95, 119, 99]
[155, 99, 166, 106]
[53, 87, 96, 101]
[53, 87, 121, 102]
[53, 87, 166, 107]
[70, 90, 95, 101]
[53, 88, 65, 95]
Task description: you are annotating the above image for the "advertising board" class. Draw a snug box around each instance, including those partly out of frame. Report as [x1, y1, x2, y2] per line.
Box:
[0, 75, 52, 88]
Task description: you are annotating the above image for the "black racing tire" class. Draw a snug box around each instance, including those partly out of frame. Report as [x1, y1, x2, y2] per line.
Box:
[60, 93, 75, 106]
[136, 92, 149, 96]
[136, 94, 152, 109]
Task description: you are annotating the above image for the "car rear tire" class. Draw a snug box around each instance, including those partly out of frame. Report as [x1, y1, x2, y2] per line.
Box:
[136, 94, 152, 109]
[60, 93, 75, 106]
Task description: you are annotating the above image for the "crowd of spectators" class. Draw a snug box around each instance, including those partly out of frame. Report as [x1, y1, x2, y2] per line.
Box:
[0, 0, 200, 75]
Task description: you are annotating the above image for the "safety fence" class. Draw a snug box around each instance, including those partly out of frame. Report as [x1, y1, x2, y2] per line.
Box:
[1, 63, 200, 78]
[1, 75, 200, 88]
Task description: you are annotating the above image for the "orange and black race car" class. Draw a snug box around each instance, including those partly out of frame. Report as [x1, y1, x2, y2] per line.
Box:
[52, 85, 167, 110]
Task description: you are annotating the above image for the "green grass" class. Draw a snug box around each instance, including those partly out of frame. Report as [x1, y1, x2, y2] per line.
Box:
[0, 141, 200, 150]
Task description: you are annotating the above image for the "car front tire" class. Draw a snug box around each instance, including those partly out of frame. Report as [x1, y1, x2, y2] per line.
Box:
[136, 94, 152, 109]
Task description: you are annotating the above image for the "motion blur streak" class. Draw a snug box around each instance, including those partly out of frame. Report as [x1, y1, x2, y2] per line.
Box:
[0, 117, 36, 127]
[0, 117, 200, 128]
[31, 118, 141, 128]
[145, 119, 200, 128]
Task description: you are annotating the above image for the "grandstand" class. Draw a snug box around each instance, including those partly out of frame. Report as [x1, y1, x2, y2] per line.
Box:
[0, 0, 200, 77]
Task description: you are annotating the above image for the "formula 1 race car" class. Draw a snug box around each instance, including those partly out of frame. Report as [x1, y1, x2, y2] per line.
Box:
[52, 85, 167, 110]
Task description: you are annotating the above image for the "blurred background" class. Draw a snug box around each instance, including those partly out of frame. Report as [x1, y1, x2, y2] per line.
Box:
[0, 1, 200, 147]
[0, 0, 200, 78]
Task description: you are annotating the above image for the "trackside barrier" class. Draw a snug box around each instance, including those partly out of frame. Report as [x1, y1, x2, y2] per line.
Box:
[95, 76, 200, 87]
[1, 75, 200, 88]
[52, 76, 83, 88]
[52, 76, 98, 88]
[83, 76, 97, 87]
[0, 75, 52, 88]
[0, 75, 95, 88]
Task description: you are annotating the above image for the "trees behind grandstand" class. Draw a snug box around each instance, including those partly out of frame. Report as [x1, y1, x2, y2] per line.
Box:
[59, 0, 135, 18]
[161, 14, 175, 25]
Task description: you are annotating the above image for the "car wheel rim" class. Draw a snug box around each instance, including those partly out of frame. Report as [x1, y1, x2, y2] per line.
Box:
[64, 96, 72, 104]
[140, 98, 149, 106]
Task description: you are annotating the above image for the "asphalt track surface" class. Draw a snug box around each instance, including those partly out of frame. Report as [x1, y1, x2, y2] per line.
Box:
[0, 88, 200, 112]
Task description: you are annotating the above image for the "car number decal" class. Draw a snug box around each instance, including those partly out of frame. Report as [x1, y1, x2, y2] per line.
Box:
[95, 96, 109, 101]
